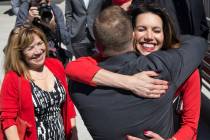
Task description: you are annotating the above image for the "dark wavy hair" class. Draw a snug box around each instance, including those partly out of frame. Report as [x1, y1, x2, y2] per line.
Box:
[130, 4, 180, 50]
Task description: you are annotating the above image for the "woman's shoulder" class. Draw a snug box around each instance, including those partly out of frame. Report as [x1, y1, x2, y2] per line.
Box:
[179, 69, 200, 92]
[45, 57, 63, 66]
[45, 58, 64, 72]
[184, 69, 200, 84]
[1, 71, 19, 91]
[45, 58, 67, 86]
[4, 71, 19, 80]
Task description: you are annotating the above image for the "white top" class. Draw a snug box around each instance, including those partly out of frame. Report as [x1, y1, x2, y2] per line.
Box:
[83, 0, 90, 8]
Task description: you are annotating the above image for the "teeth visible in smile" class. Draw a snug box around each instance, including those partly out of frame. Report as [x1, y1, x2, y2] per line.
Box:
[142, 43, 154, 48]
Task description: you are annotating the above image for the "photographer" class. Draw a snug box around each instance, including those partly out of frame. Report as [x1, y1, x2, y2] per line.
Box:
[15, 0, 72, 64]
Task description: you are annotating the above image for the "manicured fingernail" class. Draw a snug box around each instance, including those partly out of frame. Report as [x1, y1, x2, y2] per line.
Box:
[144, 130, 149, 135]
[125, 135, 130, 139]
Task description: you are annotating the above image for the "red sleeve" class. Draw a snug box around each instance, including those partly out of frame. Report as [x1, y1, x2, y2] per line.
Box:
[173, 69, 201, 140]
[66, 92, 76, 118]
[65, 57, 101, 86]
[0, 72, 19, 130]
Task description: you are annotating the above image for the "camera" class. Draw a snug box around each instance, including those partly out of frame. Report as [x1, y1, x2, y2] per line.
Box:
[31, 0, 53, 23]
[38, 3, 53, 23]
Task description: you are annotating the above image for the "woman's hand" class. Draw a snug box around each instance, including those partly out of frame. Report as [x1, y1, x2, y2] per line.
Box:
[126, 131, 165, 140]
[4, 125, 20, 140]
[128, 71, 168, 98]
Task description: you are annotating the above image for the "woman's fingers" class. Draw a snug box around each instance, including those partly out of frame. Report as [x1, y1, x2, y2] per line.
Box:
[134, 71, 168, 85]
[126, 135, 143, 140]
[129, 71, 169, 98]
[144, 131, 165, 140]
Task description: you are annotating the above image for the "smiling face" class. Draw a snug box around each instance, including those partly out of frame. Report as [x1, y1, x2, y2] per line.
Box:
[23, 34, 46, 70]
[134, 12, 164, 55]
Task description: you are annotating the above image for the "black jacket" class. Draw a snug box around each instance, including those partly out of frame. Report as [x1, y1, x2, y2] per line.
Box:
[70, 35, 207, 140]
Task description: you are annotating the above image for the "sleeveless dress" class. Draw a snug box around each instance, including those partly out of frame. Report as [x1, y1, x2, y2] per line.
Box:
[30, 78, 66, 140]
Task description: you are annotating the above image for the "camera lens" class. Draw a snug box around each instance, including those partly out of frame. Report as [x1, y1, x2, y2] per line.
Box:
[38, 3, 53, 23]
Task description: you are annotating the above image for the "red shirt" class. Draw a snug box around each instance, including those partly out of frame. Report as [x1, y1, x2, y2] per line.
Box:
[0, 58, 76, 140]
[66, 57, 200, 140]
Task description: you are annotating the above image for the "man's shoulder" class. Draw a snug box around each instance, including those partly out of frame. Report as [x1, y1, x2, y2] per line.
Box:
[99, 52, 140, 74]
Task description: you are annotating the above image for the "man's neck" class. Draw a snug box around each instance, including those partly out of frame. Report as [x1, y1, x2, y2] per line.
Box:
[104, 45, 134, 57]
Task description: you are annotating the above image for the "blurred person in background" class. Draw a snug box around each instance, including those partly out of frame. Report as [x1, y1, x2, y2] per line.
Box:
[65, 0, 112, 58]
[114, 0, 209, 39]
[15, 0, 72, 64]
[11, 0, 29, 16]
